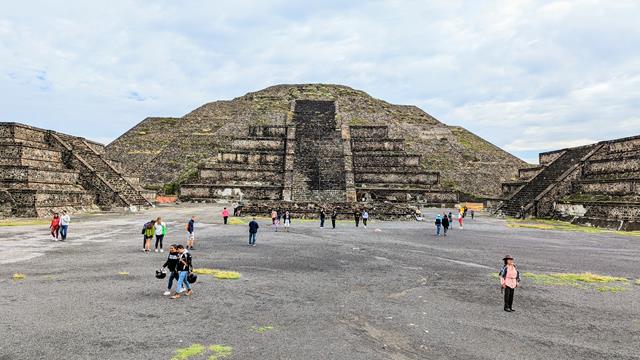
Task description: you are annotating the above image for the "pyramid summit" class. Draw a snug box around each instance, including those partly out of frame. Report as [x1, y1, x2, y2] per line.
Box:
[106, 84, 525, 202]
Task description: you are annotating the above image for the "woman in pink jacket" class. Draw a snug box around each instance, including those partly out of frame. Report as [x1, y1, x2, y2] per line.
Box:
[499, 255, 520, 312]
[221, 207, 230, 225]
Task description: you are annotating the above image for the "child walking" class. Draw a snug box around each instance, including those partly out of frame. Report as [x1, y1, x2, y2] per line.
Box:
[499, 255, 520, 312]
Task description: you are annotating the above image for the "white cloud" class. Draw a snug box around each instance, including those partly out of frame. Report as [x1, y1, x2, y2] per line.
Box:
[0, 0, 639, 161]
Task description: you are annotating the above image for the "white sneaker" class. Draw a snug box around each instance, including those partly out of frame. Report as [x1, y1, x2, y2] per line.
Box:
[154, 249, 158, 253]
[160, 249, 164, 253]
[163, 291, 171, 296]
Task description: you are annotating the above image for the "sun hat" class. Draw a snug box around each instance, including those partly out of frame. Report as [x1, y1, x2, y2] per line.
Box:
[503, 254, 514, 261]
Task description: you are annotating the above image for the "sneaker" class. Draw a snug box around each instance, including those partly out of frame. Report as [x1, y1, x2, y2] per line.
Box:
[154, 249, 158, 253]
[186, 290, 193, 296]
[252, 244, 256, 247]
[160, 249, 164, 253]
[142, 249, 146, 252]
[163, 291, 171, 296]
[170, 294, 181, 299]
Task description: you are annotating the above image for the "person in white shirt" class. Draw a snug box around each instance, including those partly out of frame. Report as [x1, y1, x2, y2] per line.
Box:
[362, 210, 369, 228]
[59, 210, 71, 240]
[154, 217, 166, 253]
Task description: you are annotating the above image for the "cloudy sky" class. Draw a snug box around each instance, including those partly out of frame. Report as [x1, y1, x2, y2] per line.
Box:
[1, 1, 639, 163]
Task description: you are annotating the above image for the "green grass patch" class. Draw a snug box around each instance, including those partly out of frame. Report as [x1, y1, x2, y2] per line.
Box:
[12, 273, 26, 281]
[208, 345, 233, 360]
[506, 218, 640, 236]
[596, 286, 627, 293]
[228, 217, 248, 225]
[521, 272, 632, 293]
[0, 219, 49, 227]
[251, 325, 274, 333]
[171, 344, 205, 360]
[192, 268, 241, 280]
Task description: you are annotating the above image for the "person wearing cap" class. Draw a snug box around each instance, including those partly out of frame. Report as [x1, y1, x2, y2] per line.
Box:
[499, 255, 520, 312]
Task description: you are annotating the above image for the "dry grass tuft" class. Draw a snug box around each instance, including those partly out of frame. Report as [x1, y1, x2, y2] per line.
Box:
[192, 268, 241, 280]
[12, 273, 26, 280]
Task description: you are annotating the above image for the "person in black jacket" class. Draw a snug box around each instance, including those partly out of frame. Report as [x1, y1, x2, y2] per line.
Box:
[320, 209, 326, 228]
[331, 209, 338, 229]
[442, 213, 450, 236]
[160, 245, 179, 296]
[248, 217, 259, 246]
[354, 210, 360, 227]
[171, 245, 193, 299]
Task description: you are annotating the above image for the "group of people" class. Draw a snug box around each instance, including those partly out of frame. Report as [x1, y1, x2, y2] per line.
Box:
[433, 207, 475, 236]
[49, 210, 71, 241]
[141, 217, 167, 252]
[269, 209, 292, 232]
[158, 243, 194, 299]
[320, 208, 369, 229]
[142, 216, 196, 253]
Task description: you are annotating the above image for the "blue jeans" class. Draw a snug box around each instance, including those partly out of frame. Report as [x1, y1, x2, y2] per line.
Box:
[436, 224, 441, 235]
[167, 271, 178, 290]
[176, 271, 191, 293]
[249, 232, 256, 245]
[60, 225, 68, 240]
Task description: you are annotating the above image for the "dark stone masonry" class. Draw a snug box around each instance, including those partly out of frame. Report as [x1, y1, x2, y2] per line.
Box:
[0, 123, 152, 218]
[179, 100, 458, 216]
[500, 135, 640, 230]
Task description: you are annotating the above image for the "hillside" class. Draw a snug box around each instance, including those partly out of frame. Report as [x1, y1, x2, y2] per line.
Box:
[105, 84, 526, 198]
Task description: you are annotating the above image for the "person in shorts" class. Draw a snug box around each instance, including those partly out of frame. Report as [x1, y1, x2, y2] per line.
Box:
[283, 211, 291, 232]
[186, 216, 195, 250]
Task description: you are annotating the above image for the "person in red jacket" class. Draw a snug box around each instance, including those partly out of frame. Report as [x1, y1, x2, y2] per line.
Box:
[221, 207, 230, 225]
[50, 213, 60, 240]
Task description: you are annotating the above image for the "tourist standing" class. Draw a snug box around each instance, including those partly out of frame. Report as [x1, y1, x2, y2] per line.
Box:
[248, 217, 259, 246]
[232, 202, 239, 216]
[160, 244, 179, 296]
[448, 212, 453, 230]
[59, 210, 70, 241]
[435, 214, 442, 236]
[471, 210, 475, 219]
[320, 209, 326, 228]
[331, 209, 338, 229]
[50, 213, 60, 240]
[362, 210, 369, 228]
[171, 245, 193, 299]
[354, 210, 360, 227]
[283, 211, 291, 232]
[271, 210, 277, 225]
[499, 255, 520, 312]
[154, 217, 166, 253]
[222, 207, 230, 224]
[186, 216, 195, 250]
[442, 212, 449, 236]
[458, 212, 463, 229]
[144, 221, 155, 253]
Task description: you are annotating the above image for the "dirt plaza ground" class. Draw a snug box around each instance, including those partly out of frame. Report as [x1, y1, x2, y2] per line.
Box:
[1, 204, 639, 360]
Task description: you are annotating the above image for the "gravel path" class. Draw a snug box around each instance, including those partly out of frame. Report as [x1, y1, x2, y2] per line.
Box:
[1, 204, 639, 360]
